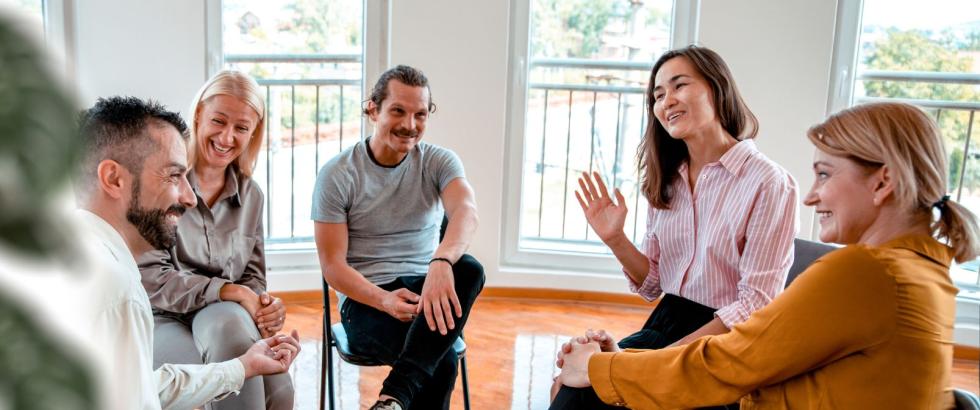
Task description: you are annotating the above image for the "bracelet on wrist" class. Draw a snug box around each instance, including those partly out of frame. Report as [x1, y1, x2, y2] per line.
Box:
[429, 257, 453, 266]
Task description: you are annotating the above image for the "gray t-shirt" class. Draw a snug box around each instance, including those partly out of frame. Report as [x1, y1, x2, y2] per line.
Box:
[312, 139, 465, 286]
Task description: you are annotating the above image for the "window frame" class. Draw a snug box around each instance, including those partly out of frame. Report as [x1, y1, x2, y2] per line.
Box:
[500, 0, 699, 274]
[826, 0, 979, 346]
[204, 0, 384, 288]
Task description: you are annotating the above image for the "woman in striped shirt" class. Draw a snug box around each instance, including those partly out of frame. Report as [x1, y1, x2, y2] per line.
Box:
[551, 45, 798, 409]
[556, 101, 979, 409]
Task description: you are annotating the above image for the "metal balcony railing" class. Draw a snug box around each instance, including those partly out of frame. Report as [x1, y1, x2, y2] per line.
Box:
[520, 59, 651, 252]
[856, 70, 980, 288]
[224, 53, 364, 246]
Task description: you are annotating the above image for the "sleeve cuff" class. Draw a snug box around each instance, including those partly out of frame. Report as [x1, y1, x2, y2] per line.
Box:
[222, 359, 247, 393]
[589, 352, 627, 407]
[626, 269, 661, 302]
[208, 277, 233, 303]
[206, 359, 246, 402]
[715, 302, 749, 329]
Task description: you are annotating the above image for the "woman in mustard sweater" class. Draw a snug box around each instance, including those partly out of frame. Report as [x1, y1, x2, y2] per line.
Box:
[557, 101, 980, 409]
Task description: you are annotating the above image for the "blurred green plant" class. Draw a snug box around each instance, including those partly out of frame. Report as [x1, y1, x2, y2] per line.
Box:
[0, 15, 81, 259]
[0, 12, 96, 410]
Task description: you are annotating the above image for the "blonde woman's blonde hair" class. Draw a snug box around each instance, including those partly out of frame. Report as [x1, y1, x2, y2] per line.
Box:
[188, 70, 266, 177]
[807, 101, 980, 262]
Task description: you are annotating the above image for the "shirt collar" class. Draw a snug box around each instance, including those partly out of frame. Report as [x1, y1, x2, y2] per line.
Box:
[717, 139, 757, 175]
[75, 209, 133, 265]
[880, 233, 955, 268]
[364, 137, 412, 169]
[676, 139, 758, 180]
[188, 167, 243, 208]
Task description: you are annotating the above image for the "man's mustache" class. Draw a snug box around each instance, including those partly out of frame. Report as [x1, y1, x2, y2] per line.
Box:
[393, 128, 418, 138]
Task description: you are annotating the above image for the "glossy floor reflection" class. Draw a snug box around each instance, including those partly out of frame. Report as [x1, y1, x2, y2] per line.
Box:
[281, 296, 980, 410]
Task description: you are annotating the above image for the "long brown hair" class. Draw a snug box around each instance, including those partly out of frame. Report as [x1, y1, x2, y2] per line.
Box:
[807, 102, 980, 262]
[638, 45, 758, 209]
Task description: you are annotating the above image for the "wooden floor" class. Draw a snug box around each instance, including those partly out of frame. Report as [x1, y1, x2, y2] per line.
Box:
[281, 295, 980, 410]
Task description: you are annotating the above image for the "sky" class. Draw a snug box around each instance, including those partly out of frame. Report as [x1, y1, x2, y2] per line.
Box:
[862, 0, 980, 31]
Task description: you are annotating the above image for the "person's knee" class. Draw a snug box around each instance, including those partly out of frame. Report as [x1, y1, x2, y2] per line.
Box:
[264, 373, 295, 410]
[432, 349, 459, 381]
[194, 302, 258, 358]
[452, 254, 485, 291]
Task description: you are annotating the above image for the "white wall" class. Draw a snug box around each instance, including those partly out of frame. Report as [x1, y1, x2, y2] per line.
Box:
[386, 0, 513, 288]
[73, 0, 206, 116]
[69, 0, 839, 293]
[698, 0, 839, 241]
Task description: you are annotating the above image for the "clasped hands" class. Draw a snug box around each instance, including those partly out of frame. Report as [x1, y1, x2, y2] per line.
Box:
[555, 329, 620, 388]
[230, 285, 285, 338]
[380, 259, 462, 336]
[254, 292, 286, 338]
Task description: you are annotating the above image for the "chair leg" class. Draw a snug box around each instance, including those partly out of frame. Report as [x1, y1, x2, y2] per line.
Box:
[327, 342, 335, 410]
[321, 312, 336, 410]
[320, 321, 328, 410]
[460, 356, 471, 410]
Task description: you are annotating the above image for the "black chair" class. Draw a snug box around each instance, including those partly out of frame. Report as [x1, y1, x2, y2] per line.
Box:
[319, 216, 472, 410]
[786, 241, 980, 408]
[319, 281, 470, 410]
[786, 238, 837, 287]
[955, 388, 980, 410]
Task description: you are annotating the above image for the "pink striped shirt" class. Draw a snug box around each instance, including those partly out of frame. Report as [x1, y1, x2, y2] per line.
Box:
[630, 139, 798, 328]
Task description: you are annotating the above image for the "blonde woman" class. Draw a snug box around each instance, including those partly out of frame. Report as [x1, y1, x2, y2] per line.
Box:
[138, 70, 294, 409]
[558, 101, 980, 409]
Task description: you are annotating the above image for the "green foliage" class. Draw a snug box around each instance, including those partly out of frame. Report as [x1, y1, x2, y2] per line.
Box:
[530, 0, 621, 58]
[0, 291, 96, 409]
[0, 15, 81, 258]
[226, 0, 364, 139]
[285, 0, 361, 53]
[644, 6, 669, 29]
[861, 28, 980, 193]
[950, 146, 964, 191]
[863, 29, 974, 102]
[275, 86, 359, 131]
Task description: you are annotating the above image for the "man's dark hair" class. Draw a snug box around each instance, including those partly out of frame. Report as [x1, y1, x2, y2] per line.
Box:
[362, 65, 437, 115]
[76, 96, 188, 197]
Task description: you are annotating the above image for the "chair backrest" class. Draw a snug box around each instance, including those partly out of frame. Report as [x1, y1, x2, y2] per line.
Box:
[786, 238, 837, 287]
[322, 277, 333, 322]
[955, 388, 980, 410]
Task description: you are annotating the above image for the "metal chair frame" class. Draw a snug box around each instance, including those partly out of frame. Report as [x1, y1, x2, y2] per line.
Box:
[318, 279, 471, 410]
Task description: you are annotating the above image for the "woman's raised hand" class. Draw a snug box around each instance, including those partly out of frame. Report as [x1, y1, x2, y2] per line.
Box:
[575, 171, 628, 244]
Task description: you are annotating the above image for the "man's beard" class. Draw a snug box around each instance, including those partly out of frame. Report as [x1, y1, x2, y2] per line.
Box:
[125, 179, 187, 250]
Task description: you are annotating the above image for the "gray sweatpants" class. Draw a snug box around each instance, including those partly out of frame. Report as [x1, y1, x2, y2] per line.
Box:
[153, 301, 295, 410]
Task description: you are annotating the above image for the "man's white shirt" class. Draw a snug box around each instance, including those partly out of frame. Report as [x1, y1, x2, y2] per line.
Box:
[78, 209, 245, 410]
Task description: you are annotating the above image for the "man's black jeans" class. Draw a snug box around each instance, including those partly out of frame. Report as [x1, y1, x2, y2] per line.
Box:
[341, 255, 485, 410]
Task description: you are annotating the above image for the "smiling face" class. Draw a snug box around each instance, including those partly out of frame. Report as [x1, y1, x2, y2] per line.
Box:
[194, 94, 260, 171]
[125, 123, 197, 250]
[366, 79, 430, 165]
[651, 56, 719, 140]
[803, 150, 882, 245]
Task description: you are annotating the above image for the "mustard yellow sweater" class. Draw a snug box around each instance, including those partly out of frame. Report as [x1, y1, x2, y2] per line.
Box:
[589, 234, 958, 409]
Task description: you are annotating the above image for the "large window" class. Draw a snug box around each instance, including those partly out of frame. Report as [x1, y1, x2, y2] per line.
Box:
[840, 0, 980, 289]
[4, 0, 44, 37]
[504, 0, 692, 271]
[8, 0, 42, 17]
[217, 0, 364, 247]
